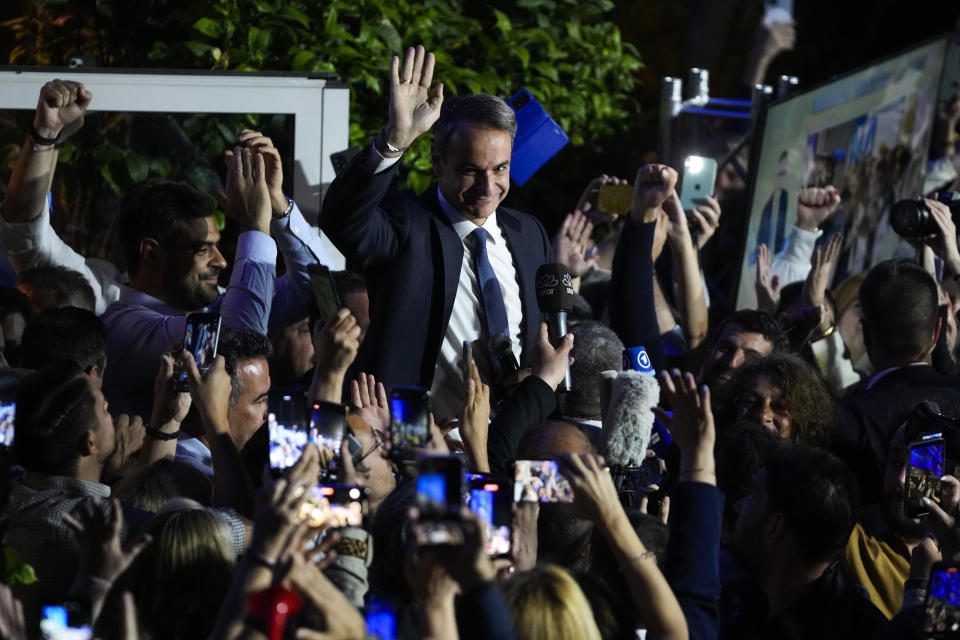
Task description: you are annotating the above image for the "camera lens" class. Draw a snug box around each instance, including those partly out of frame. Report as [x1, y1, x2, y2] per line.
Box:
[891, 199, 933, 238]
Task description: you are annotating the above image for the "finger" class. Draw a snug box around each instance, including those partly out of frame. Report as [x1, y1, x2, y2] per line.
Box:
[428, 82, 444, 110]
[659, 369, 678, 396]
[62, 513, 84, 535]
[376, 382, 388, 409]
[660, 495, 671, 525]
[924, 496, 956, 528]
[390, 54, 401, 87]
[240, 147, 252, 178]
[420, 51, 436, 88]
[124, 533, 154, 565]
[253, 152, 265, 182]
[690, 209, 710, 235]
[109, 497, 123, 538]
[700, 384, 712, 416]
[401, 46, 415, 82]
[638, 493, 649, 515]
[411, 45, 425, 85]
[350, 379, 363, 408]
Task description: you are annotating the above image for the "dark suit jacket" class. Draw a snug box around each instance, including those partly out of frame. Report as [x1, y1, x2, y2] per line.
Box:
[319, 149, 552, 396]
[838, 364, 960, 505]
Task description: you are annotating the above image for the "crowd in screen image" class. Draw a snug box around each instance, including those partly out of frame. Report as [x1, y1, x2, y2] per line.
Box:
[11, 8, 960, 640]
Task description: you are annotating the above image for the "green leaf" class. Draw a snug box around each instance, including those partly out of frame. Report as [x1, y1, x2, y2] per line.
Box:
[184, 41, 213, 59]
[126, 153, 149, 183]
[193, 17, 221, 39]
[250, 0, 274, 13]
[99, 164, 121, 196]
[492, 9, 512, 34]
[248, 26, 271, 56]
[282, 5, 311, 28]
[4, 548, 37, 586]
[376, 19, 403, 52]
[291, 50, 314, 71]
[515, 47, 530, 68]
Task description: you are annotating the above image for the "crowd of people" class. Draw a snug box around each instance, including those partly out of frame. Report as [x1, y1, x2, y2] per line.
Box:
[1, 23, 960, 640]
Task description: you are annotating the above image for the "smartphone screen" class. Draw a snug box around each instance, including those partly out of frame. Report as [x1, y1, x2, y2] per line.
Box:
[299, 484, 368, 528]
[389, 386, 431, 461]
[416, 456, 463, 545]
[175, 313, 222, 391]
[923, 564, 960, 636]
[41, 603, 92, 640]
[679, 155, 718, 213]
[365, 597, 397, 640]
[0, 401, 15, 447]
[311, 401, 348, 479]
[906, 436, 944, 517]
[514, 460, 574, 503]
[269, 395, 312, 473]
[308, 264, 342, 325]
[467, 477, 512, 558]
[596, 183, 633, 216]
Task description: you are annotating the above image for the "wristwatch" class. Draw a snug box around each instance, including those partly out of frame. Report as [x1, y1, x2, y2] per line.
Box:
[275, 197, 295, 220]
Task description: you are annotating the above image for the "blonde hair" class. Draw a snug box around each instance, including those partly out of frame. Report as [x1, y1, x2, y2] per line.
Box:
[503, 565, 603, 640]
[832, 271, 867, 318]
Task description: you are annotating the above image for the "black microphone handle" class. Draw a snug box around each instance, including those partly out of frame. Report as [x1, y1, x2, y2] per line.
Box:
[546, 311, 572, 392]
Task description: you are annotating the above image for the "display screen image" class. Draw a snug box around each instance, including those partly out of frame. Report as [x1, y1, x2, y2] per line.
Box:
[0, 402, 14, 447]
[299, 485, 365, 528]
[40, 605, 92, 640]
[514, 460, 574, 503]
[923, 566, 960, 635]
[268, 412, 315, 472]
[390, 389, 430, 454]
[907, 440, 944, 512]
[469, 486, 511, 557]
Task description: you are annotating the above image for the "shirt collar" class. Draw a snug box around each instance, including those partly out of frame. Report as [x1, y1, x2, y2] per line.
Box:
[864, 362, 931, 390]
[21, 470, 111, 498]
[437, 187, 501, 244]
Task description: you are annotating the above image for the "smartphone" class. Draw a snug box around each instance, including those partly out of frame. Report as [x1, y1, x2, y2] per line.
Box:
[174, 312, 222, 391]
[299, 484, 369, 528]
[40, 602, 92, 640]
[0, 401, 15, 447]
[597, 183, 634, 217]
[466, 475, 512, 558]
[307, 264, 342, 326]
[507, 88, 570, 186]
[311, 401, 349, 480]
[514, 460, 574, 503]
[416, 455, 464, 545]
[269, 395, 312, 474]
[679, 155, 718, 214]
[389, 386, 431, 463]
[922, 562, 960, 637]
[365, 597, 397, 640]
[461, 340, 473, 387]
[906, 433, 945, 518]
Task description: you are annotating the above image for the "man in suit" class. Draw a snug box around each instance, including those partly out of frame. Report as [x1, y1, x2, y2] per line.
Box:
[838, 258, 960, 506]
[320, 45, 555, 420]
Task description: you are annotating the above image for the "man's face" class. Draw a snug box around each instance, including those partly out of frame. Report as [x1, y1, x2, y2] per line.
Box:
[736, 374, 792, 439]
[434, 125, 512, 222]
[90, 382, 117, 465]
[700, 323, 774, 389]
[349, 417, 396, 515]
[732, 468, 773, 574]
[882, 423, 926, 541]
[227, 358, 271, 450]
[162, 217, 228, 312]
[271, 319, 315, 382]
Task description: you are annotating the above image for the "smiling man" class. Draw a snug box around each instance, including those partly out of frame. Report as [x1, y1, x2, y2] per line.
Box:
[320, 45, 552, 418]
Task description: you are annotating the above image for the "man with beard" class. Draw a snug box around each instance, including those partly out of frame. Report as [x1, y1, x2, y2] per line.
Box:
[697, 309, 789, 391]
[840, 421, 952, 619]
[720, 443, 885, 639]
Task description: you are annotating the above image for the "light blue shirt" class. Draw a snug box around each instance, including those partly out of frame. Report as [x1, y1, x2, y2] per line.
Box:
[102, 205, 330, 416]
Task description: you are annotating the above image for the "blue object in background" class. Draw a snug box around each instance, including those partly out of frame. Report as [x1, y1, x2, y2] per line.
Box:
[365, 597, 397, 640]
[622, 346, 655, 376]
[507, 89, 569, 185]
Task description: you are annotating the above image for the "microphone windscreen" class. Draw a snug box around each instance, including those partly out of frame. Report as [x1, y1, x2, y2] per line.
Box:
[601, 370, 660, 468]
[489, 333, 513, 358]
[535, 263, 575, 313]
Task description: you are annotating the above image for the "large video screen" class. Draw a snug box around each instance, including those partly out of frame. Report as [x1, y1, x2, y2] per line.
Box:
[736, 38, 949, 308]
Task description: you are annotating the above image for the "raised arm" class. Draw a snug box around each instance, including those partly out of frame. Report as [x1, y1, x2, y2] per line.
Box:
[662, 188, 709, 350]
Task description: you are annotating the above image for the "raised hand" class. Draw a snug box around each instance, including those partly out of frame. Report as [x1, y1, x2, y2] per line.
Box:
[34, 79, 92, 141]
[796, 186, 841, 232]
[314, 309, 361, 378]
[689, 194, 722, 249]
[103, 414, 146, 479]
[553, 210, 599, 277]
[754, 243, 780, 313]
[152, 350, 192, 428]
[236, 130, 288, 216]
[923, 196, 960, 275]
[575, 175, 629, 224]
[224, 146, 272, 234]
[63, 498, 152, 585]
[803, 233, 843, 308]
[531, 323, 574, 391]
[632, 165, 679, 223]
[282, 554, 367, 640]
[349, 372, 390, 432]
[382, 45, 444, 154]
[0, 583, 26, 640]
[183, 352, 231, 433]
[658, 370, 716, 484]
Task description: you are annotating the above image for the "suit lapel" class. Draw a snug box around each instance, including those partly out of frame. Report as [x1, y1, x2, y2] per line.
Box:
[497, 209, 540, 362]
[420, 188, 463, 332]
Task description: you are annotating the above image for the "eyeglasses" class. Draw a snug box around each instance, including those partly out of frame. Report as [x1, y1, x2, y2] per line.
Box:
[353, 429, 387, 468]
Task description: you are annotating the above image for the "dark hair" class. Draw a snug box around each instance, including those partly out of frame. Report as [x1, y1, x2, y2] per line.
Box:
[20, 307, 107, 373]
[431, 94, 517, 158]
[713, 309, 789, 354]
[18, 265, 96, 314]
[13, 360, 97, 475]
[0, 287, 31, 321]
[716, 420, 784, 529]
[717, 352, 838, 447]
[763, 444, 859, 564]
[566, 321, 624, 419]
[331, 270, 367, 296]
[860, 259, 939, 361]
[217, 328, 273, 406]
[119, 180, 213, 276]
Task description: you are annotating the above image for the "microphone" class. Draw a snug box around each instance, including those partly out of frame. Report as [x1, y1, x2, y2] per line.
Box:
[601, 369, 661, 469]
[489, 333, 520, 375]
[535, 263, 575, 392]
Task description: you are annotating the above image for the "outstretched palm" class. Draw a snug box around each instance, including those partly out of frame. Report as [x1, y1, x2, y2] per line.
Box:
[385, 45, 444, 150]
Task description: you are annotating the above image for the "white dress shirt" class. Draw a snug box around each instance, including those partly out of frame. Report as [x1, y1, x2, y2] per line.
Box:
[368, 144, 524, 420]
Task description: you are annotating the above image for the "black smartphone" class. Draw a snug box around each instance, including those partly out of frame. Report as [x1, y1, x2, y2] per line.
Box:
[596, 183, 633, 216]
[299, 484, 369, 529]
[461, 340, 473, 387]
[389, 386, 431, 463]
[175, 312, 222, 391]
[466, 475, 512, 558]
[513, 460, 574, 503]
[922, 562, 960, 637]
[906, 433, 945, 518]
[308, 264, 342, 326]
[416, 455, 464, 545]
[311, 400, 349, 480]
[268, 394, 311, 474]
[41, 601, 92, 640]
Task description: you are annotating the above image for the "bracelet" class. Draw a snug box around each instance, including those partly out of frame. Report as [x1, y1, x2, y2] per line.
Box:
[144, 425, 180, 441]
[86, 576, 113, 591]
[275, 196, 295, 220]
[618, 550, 656, 571]
[810, 323, 837, 344]
[379, 128, 409, 153]
[28, 125, 61, 147]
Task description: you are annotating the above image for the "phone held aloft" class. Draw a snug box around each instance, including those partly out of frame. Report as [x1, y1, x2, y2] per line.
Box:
[174, 312, 222, 391]
[389, 386, 431, 464]
[415, 455, 464, 546]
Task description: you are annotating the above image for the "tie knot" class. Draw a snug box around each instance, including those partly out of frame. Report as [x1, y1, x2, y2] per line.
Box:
[471, 227, 488, 247]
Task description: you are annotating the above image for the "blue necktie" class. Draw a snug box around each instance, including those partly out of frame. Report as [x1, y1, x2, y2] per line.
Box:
[471, 227, 510, 340]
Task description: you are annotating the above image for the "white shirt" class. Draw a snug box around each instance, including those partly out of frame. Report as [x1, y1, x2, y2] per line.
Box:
[368, 144, 524, 420]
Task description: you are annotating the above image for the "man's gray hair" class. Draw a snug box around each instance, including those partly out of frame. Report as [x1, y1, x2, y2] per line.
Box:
[432, 94, 517, 158]
[566, 321, 625, 420]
